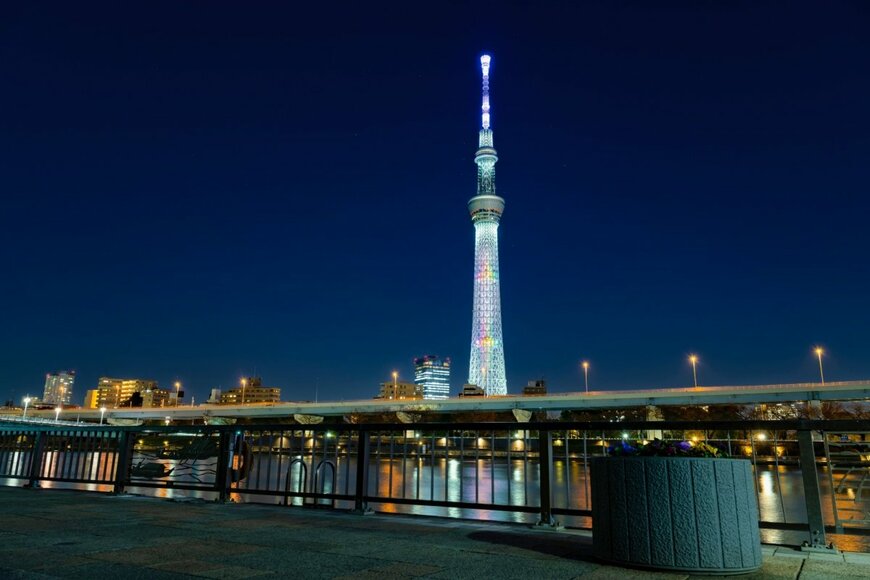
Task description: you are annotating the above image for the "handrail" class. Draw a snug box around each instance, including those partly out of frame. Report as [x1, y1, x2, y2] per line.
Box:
[0, 418, 867, 433]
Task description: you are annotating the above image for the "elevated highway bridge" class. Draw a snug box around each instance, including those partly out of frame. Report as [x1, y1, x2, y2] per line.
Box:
[12, 380, 870, 424]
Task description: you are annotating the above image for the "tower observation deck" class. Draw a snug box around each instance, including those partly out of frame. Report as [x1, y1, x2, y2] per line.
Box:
[468, 54, 507, 395]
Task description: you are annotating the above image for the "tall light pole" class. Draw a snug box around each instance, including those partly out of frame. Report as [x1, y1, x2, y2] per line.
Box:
[22, 396, 31, 420]
[689, 354, 699, 388]
[582, 361, 590, 393]
[174, 381, 181, 407]
[814, 347, 825, 385]
[99, 406, 107, 425]
[54, 406, 62, 423]
[240, 377, 247, 405]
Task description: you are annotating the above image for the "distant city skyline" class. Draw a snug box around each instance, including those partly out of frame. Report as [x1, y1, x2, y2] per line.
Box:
[2, 4, 869, 405]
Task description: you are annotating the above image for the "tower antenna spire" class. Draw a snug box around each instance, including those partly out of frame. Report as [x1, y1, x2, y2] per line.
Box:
[480, 54, 491, 129]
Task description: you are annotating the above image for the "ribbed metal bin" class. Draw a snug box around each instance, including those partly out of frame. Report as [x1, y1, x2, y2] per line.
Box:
[591, 456, 762, 575]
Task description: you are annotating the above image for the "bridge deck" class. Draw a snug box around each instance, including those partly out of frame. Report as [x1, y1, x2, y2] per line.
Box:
[16, 380, 870, 422]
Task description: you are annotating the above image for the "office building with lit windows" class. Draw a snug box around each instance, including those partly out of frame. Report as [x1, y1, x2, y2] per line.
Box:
[414, 355, 451, 400]
[86, 377, 168, 408]
[42, 370, 75, 406]
[218, 377, 281, 404]
[377, 381, 423, 401]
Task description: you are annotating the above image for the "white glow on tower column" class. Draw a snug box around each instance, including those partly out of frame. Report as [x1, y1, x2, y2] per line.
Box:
[480, 54, 491, 129]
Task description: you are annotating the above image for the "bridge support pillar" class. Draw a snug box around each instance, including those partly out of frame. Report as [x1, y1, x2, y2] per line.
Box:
[24, 431, 45, 489]
[352, 430, 373, 514]
[536, 430, 559, 527]
[112, 430, 134, 495]
[797, 427, 835, 552]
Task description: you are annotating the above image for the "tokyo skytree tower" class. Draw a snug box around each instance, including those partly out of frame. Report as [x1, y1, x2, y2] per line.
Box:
[468, 54, 507, 395]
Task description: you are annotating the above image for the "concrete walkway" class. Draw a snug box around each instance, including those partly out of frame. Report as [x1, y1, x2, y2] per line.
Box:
[0, 488, 868, 579]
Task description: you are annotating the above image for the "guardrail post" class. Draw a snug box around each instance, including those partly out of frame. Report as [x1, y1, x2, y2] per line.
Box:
[112, 430, 134, 494]
[353, 429, 372, 514]
[24, 431, 46, 488]
[796, 428, 829, 550]
[537, 429, 558, 527]
[215, 430, 233, 503]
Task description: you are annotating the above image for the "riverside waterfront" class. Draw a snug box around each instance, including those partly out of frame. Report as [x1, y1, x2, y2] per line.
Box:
[3, 419, 869, 553]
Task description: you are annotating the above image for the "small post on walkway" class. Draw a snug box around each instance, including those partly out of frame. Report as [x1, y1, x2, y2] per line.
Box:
[25, 431, 46, 488]
[537, 429, 558, 527]
[113, 430, 134, 494]
[797, 426, 834, 551]
[353, 429, 372, 514]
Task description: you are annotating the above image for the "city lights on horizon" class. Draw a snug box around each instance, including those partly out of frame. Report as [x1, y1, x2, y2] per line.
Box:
[11, 344, 845, 411]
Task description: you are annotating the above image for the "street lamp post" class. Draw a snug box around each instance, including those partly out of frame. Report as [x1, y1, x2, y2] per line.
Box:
[815, 347, 825, 385]
[174, 381, 181, 407]
[22, 397, 31, 420]
[54, 406, 62, 423]
[99, 406, 107, 425]
[689, 354, 699, 388]
[240, 378, 247, 405]
[582, 361, 590, 393]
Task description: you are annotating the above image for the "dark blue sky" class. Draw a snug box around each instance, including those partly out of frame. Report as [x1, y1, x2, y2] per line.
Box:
[2, 2, 869, 405]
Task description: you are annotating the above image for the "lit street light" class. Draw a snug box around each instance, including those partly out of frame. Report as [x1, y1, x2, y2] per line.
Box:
[174, 381, 182, 407]
[99, 406, 107, 425]
[581, 361, 590, 393]
[54, 406, 62, 423]
[814, 347, 825, 385]
[22, 396, 32, 420]
[689, 354, 699, 388]
[391, 371, 398, 388]
[240, 377, 248, 405]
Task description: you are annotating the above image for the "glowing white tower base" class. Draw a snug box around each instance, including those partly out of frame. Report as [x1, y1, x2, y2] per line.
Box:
[468, 54, 507, 395]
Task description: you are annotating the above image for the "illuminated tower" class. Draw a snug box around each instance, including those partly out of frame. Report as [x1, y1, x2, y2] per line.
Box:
[468, 54, 507, 395]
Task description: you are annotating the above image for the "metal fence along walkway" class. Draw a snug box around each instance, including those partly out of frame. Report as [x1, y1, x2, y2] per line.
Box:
[1, 419, 868, 549]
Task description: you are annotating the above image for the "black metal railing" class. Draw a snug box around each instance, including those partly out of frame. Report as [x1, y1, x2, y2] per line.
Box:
[1, 419, 868, 546]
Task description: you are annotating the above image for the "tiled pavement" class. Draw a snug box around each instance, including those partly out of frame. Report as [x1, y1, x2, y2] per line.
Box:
[1, 487, 868, 579]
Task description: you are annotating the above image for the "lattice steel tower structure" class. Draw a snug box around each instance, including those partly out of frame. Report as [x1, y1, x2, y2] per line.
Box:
[468, 54, 507, 395]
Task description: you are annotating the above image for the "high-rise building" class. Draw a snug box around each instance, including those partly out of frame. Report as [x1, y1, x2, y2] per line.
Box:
[86, 377, 167, 408]
[468, 54, 507, 395]
[414, 355, 451, 399]
[43, 371, 75, 406]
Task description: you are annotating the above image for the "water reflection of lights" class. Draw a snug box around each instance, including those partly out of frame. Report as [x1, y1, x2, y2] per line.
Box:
[512, 462, 524, 483]
[758, 471, 776, 494]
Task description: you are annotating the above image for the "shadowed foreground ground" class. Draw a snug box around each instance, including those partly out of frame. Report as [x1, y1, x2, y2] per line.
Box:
[0, 487, 868, 579]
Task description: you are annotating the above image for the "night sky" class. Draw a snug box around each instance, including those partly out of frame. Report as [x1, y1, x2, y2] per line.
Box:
[2, 2, 869, 405]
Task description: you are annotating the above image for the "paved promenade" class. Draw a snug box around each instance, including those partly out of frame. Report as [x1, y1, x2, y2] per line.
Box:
[0, 488, 868, 579]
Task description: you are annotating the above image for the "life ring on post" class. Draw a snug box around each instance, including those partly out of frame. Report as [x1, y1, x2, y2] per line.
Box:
[229, 435, 253, 483]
